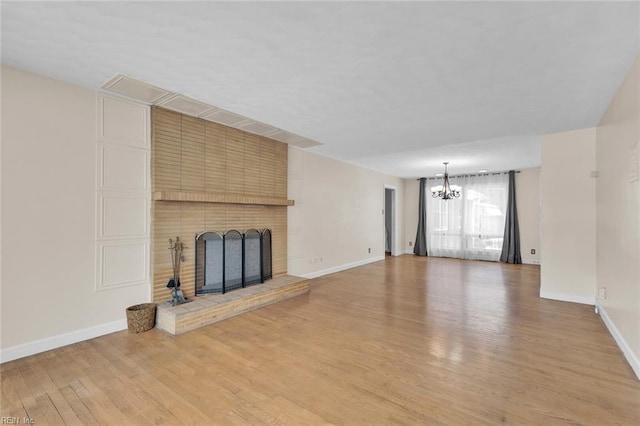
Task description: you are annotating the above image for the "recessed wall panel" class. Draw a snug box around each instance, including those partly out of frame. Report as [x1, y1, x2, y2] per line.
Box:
[99, 96, 149, 147]
[99, 195, 148, 238]
[97, 241, 149, 290]
[99, 143, 148, 191]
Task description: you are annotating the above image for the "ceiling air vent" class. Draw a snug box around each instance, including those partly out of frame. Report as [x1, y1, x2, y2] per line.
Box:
[237, 121, 278, 136]
[156, 95, 215, 117]
[201, 110, 249, 127]
[289, 137, 322, 149]
[265, 130, 321, 148]
[264, 129, 289, 142]
[101, 74, 171, 104]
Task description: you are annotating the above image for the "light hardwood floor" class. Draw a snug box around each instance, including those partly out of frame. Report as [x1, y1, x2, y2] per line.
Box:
[1, 256, 639, 424]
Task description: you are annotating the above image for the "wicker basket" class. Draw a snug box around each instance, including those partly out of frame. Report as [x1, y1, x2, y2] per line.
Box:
[126, 303, 157, 333]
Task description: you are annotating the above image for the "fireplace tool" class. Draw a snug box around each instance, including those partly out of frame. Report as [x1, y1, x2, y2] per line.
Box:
[167, 236, 189, 306]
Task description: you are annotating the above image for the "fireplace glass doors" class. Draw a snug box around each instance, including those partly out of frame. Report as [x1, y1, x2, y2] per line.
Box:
[195, 229, 273, 295]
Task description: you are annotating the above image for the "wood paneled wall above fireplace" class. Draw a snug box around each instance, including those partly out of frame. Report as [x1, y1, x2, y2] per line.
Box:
[151, 107, 289, 302]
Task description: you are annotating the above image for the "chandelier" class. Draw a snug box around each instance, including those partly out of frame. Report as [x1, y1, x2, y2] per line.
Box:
[431, 162, 461, 200]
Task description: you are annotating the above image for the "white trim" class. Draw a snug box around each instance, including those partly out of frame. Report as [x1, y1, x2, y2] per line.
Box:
[596, 300, 640, 380]
[539, 291, 595, 305]
[301, 256, 385, 279]
[400, 250, 414, 255]
[0, 319, 127, 364]
[522, 258, 541, 265]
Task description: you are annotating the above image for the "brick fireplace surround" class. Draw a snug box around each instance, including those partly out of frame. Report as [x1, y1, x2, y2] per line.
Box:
[151, 107, 308, 333]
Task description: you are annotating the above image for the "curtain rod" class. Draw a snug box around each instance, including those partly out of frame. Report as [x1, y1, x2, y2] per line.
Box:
[417, 170, 520, 180]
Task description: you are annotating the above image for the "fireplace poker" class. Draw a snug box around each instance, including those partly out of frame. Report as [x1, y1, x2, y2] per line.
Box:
[167, 237, 188, 306]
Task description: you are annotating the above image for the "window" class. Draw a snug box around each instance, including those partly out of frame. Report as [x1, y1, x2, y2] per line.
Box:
[426, 173, 508, 261]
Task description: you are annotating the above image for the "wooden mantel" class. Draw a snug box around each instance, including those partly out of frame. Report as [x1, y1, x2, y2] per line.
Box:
[153, 191, 295, 206]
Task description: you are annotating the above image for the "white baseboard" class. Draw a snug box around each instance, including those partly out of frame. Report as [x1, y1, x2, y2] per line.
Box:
[596, 300, 640, 380]
[539, 291, 595, 306]
[399, 250, 414, 255]
[0, 319, 127, 364]
[300, 256, 385, 279]
[522, 258, 540, 265]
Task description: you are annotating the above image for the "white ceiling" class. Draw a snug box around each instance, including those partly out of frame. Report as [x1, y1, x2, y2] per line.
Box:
[2, 2, 638, 177]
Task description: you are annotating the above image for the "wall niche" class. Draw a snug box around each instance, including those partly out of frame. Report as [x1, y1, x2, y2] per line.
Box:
[151, 107, 289, 302]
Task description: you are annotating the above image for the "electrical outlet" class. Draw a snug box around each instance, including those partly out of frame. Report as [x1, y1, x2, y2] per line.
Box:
[409, 241, 412, 247]
[368, 248, 371, 253]
[598, 287, 607, 299]
[531, 249, 536, 255]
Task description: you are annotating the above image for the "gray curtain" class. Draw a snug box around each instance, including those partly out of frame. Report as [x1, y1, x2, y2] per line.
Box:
[500, 170, 522, 264]
[414, 178, 428, 256]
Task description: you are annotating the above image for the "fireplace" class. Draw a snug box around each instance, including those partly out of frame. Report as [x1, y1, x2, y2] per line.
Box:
[195, 229, 272, 295]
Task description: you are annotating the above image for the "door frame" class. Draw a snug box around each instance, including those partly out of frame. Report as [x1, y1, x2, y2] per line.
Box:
[383, 185, 398, 256]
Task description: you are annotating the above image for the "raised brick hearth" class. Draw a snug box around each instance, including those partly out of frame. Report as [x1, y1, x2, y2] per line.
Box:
[156, 275, 309, 334]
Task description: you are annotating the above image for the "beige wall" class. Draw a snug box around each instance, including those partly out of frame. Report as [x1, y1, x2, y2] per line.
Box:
[516, 168, 541, 264]
[1, 66, 150, 359]
[540, 128, 597, 304]
[595, 54, 640, 375]
[288, 148, 405, 277]
[404, 170, 541, 262]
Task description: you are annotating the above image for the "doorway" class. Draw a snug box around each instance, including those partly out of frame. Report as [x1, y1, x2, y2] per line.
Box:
[384, 185, 397, 256]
